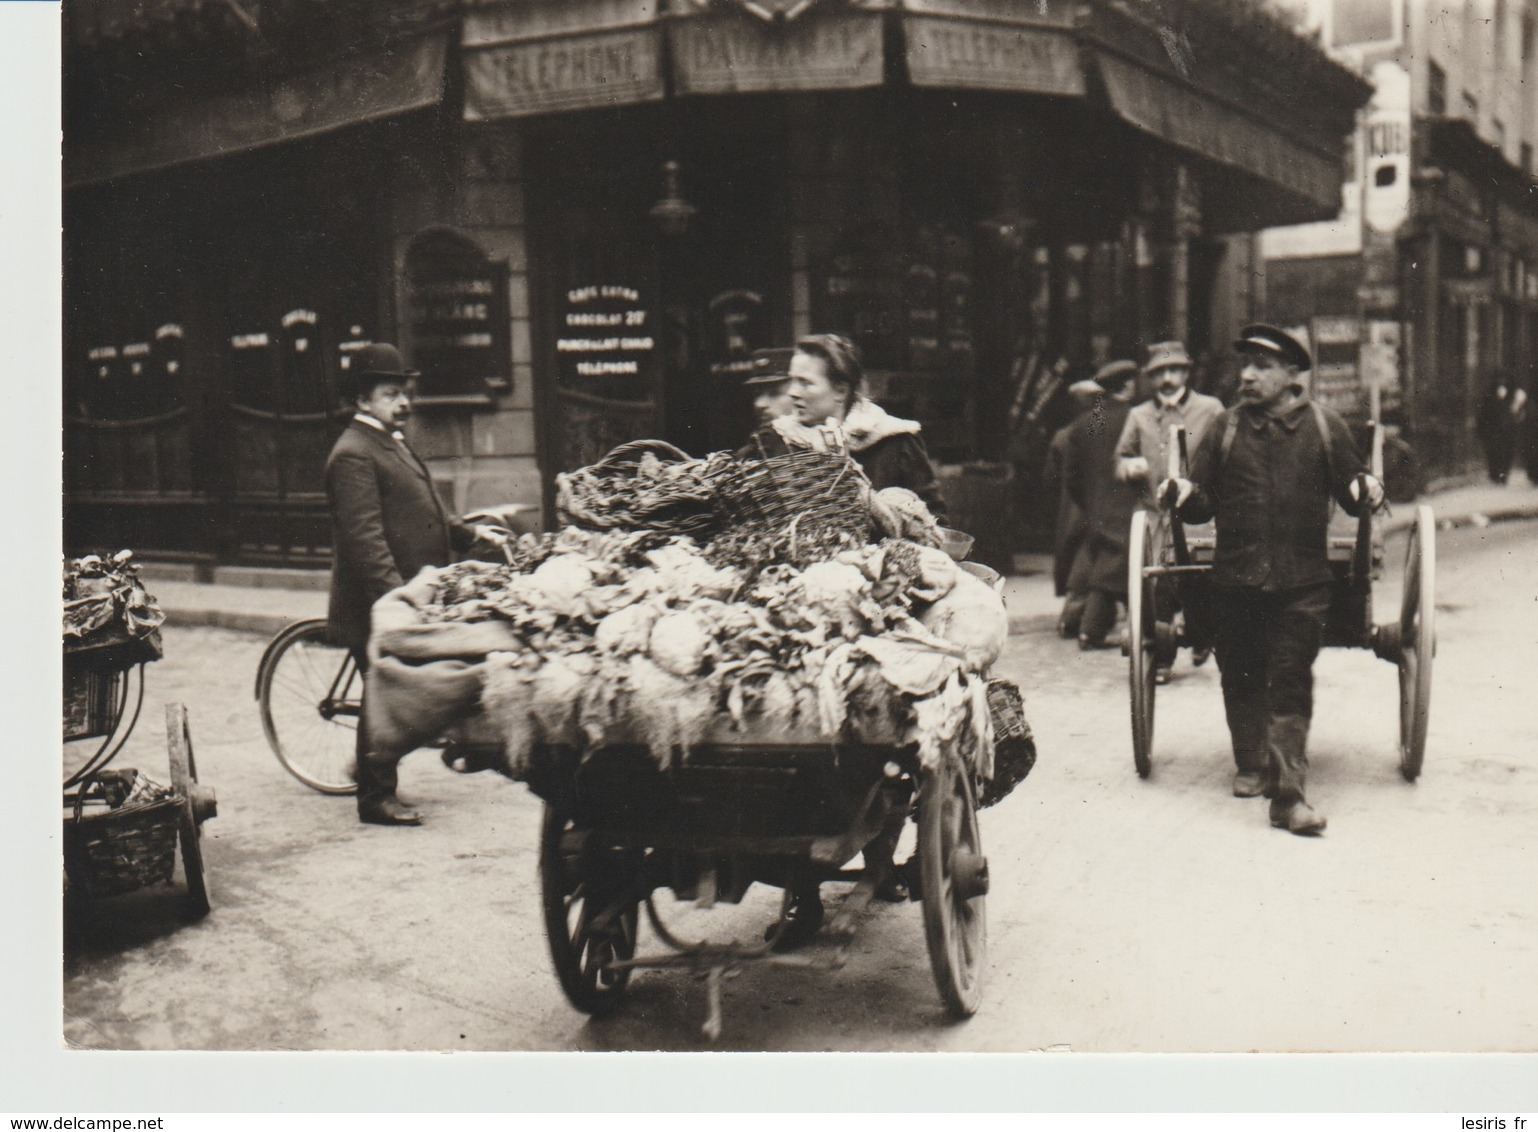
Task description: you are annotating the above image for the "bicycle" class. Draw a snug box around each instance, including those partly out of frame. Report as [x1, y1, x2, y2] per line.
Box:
[255, 508, 526, 794]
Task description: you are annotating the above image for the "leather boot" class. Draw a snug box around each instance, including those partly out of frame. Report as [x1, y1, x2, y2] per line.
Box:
[356, 757, 421, 826]
[1266, 713, 1311, 807]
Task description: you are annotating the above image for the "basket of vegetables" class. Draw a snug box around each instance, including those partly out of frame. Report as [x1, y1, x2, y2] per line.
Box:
[555, 440, 734, 538]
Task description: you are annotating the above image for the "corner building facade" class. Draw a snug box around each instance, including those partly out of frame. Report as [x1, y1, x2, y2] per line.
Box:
[64, 0, 1369, 566]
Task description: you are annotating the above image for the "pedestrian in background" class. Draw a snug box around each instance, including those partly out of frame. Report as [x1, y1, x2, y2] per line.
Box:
[325, 343, 507, 827]
[1163, 325, 1384, 836]
[1476, 374, 1527, 485]
[1045, 377, 1104, 637]
[735, 347, 796, 449]
[1115, 340, 1224, 681]
[1064, 359, 1140, 650]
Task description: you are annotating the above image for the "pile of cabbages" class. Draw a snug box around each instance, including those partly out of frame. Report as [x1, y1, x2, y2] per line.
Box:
[420, 507, 1008, 778]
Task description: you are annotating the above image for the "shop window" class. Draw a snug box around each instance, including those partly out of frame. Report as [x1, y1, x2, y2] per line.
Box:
[71, 322, 184, 422]
[1427, 62, 1446, 115]
[403, 229, 510, 402]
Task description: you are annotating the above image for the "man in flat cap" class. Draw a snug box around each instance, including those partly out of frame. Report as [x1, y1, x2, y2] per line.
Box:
[1064, 360, 1141, 649]
[1115, 340, 1225, 679]
[1163, 325, 1384, 835]
[741, 347, 796, 431]
[326, 343, 507, 826]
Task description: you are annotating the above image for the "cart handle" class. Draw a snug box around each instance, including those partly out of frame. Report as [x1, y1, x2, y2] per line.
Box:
[1161, 423, 1192, 568]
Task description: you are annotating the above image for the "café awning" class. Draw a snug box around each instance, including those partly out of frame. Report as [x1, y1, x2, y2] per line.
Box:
[65, 31, 450, 187]
[1094, 50, 1343, 213]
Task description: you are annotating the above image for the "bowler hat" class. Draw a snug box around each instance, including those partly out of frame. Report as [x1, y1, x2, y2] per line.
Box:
[1068, 378, 1104, 399]
[1144, 340, 1192, 374]
[349, 342, 419, 380]
[1093, 359, 1138, 393]
[743, 347, 795, 387]
[1233, 323, 1312, 371]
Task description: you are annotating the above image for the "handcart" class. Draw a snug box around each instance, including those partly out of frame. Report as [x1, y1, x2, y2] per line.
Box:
[64, 566, 216, 919]
[1124, 418, 1435, 781]
[517, 720, 992, 1038]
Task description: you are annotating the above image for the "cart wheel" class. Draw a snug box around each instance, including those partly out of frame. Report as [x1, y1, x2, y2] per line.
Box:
[539, 804, 639, 1016]
[256, 618, 359, 795]
[1397, 505, 1436, 782]
[166, 703, 211, 920]
[918, 754, 987, 1018]
[1127, 510, 1158, 778]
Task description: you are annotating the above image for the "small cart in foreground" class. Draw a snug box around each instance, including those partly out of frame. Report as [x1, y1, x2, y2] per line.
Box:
[64, 622, 216, 919]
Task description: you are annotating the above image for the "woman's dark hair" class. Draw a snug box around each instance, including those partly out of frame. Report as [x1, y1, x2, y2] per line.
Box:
[794, 333, 864, 414]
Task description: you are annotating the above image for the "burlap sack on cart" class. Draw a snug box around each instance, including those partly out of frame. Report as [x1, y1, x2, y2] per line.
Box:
[364, 567, 523, 761]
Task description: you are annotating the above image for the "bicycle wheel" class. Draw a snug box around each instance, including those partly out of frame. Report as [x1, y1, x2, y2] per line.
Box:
[256, 618, 360, 794]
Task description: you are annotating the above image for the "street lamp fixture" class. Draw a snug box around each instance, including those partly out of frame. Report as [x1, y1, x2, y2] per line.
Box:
[650, 160, 697, 237]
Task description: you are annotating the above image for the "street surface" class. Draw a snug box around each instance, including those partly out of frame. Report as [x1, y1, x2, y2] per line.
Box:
[63, 521, 1538, 1052]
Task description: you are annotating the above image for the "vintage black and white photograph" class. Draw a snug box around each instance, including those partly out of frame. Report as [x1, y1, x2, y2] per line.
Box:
[52, 0, 1538, 1067]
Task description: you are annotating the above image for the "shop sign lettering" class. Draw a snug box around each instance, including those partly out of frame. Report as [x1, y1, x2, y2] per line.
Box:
[406, 245, 510, 397]
[672, 12, 883, 94]
[905, 16, 1083, 96]
[465, 28, 664, 118]
[560, 285, 654, 379]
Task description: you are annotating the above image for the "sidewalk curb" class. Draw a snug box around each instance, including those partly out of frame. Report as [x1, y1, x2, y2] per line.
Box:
[162, 607, 313, 636]
[1381, 500, 1538, 534]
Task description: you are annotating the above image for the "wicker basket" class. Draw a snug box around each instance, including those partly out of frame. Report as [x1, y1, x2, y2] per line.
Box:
[717, 448, 872, 539]
[980, 678, 1036, 809]
[63, 770, 180, 899]
[555, 439, 724, 536]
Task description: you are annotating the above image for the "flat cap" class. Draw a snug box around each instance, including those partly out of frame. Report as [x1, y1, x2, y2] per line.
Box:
[742, 347, 795, 386]
[1233, 323, 1312, 371]
[1092, 359, 1139, 392]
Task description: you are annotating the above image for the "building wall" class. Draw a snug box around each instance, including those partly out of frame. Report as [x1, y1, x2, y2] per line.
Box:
[389, 122, 544, 526]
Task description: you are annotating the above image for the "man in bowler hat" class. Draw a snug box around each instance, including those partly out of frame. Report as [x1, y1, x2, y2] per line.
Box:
[325, 343, 506, 825]
[1162, 325, 1384, 835]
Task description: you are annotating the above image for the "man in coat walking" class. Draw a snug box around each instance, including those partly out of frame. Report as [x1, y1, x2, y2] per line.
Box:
[326, 342, 504, 826]
[1163, 325, 1384, 835]
[1115, 340, 1225, 681]
[1064, 359, 1141, 649]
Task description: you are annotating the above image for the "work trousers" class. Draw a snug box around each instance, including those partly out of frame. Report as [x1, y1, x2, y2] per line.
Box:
[1211, 583, 1331, 803]
[351, 648, 407, 807]
[1067, 535, 1127, 646]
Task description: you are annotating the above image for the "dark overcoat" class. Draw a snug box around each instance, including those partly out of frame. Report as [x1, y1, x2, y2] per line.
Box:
[1064, 397, 1138, 591]
[325, 419, 471, 650]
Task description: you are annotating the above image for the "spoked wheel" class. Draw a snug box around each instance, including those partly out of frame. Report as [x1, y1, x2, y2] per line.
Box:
[1126, 510, 1159, 778]
[256, 618, 360, 794]
[166, 702, 213, 920]
[918, 753, 988, 1018]
[539, 804, 641, 1016]
[1397, 505, 1436, 781]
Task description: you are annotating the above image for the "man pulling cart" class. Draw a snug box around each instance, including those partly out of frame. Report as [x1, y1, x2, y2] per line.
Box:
[1160, 325, 1390, 835]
